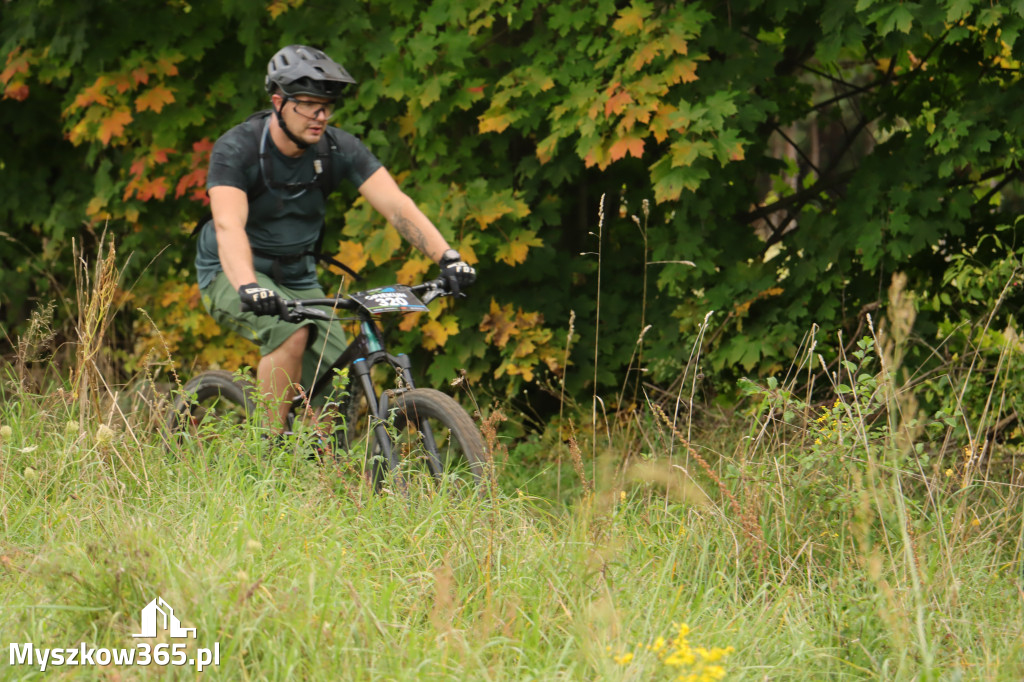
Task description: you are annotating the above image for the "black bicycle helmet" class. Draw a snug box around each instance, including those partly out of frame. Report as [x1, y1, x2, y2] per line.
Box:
[265, 45, 355, 99]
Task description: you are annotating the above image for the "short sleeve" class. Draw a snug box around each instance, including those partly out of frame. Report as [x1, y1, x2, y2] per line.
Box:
[327, 128, 383, 189]
[206, 127, 254, 192]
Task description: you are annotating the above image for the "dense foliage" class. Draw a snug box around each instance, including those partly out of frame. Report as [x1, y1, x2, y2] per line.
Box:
[2, 0, 1023, 414]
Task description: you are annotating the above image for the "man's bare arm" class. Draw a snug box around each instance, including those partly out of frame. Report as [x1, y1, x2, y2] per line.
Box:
[358, 167, 450, 262]
[209, 185, 258, 289]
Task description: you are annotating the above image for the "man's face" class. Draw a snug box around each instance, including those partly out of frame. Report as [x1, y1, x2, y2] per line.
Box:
[274, 93, 335, 145]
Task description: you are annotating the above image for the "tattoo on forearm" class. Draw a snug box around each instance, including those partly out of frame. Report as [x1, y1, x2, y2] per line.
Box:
[391, 212, 430, 254]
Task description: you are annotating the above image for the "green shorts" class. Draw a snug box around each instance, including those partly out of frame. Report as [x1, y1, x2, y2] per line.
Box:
[201, 271, 349, 406]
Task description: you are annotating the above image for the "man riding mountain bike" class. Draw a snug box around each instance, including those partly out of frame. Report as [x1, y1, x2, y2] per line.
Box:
[194, 45, 476, 431]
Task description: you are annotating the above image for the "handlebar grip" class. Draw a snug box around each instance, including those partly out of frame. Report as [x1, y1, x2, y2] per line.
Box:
[240, 301, 251, 313]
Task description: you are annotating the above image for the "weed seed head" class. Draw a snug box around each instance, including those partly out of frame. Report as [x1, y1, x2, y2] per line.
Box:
[95, 424, 115, 445]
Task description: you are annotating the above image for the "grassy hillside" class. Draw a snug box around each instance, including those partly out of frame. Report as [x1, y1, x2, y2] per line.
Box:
[0, 369, 1021, 680]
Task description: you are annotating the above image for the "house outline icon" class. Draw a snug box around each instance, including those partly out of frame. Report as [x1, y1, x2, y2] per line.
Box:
[132, 597, 197, 639]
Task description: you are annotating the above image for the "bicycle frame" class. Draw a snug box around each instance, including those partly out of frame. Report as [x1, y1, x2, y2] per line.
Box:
[284, 283, 446, 477]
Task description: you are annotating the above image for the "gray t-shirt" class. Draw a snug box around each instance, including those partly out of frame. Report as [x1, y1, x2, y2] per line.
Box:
[195, 112, 382, 289]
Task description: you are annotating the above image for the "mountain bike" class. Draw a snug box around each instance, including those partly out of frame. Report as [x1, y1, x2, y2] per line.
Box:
[166, 278, 488, 490]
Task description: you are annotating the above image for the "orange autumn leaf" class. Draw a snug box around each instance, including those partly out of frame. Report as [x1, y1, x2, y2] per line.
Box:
[3, 83, 29, 101]
[0, 49, 31, 85]
[135, 85, 175, 113]
[96, 108, 133, 145]
[604, 88, 633, 118]
[151, 147, 175, 164]
[608, 135, 646, 163]
[135, 176, 169, 201]
[71, 77, 111, 110]
[175, 167, 207, 199]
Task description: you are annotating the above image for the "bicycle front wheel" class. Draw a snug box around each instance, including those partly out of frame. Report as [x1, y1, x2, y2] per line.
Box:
[166, 370, 255, 441]
[343, 387, 489, 491]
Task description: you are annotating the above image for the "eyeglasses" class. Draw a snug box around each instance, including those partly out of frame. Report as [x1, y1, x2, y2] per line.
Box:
[288, 97, 336, 120]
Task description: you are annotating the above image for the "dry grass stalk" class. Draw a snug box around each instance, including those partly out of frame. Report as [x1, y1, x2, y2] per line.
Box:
[567, 420, 592, 496]
[650, 404, 762, 547]
[477, 408, 505, 499]
[72, 236, 123, 425]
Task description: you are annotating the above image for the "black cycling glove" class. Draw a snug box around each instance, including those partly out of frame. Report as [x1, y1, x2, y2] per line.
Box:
[439, 249, 477, 297]
[238, 282, 288, 317]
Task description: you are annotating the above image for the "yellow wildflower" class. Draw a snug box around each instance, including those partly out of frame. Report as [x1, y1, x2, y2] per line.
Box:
[613, 652, 634, 665]
[945, 469, 953, 477]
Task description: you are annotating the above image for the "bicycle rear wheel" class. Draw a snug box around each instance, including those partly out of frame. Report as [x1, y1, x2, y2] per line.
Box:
[342, 387, 489, 492]
[166, 370, 255, 441]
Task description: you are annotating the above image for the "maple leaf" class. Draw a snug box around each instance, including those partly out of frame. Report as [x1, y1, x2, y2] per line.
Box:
[648, 103, 681, 143]
[664, 32, 690, 56]
[175, 167, 207, 198]
[604, 88, 634, 118]
[3, 83, 29, 101]
[612, 5, 647, 35]
[398, 311, 423, 332]
[131, 67, 150, 86]
[154, 56, 180, 77]
[267, 1, 289, 19]
[495, 230, 543, 266]
[135, 85, 175, 113]
[151, 147, 175, 164]
[96, 108, 133, 145]
[478, 108, 511, 134]
[334, 240, 369, 274]
[365, 225, 401, 265]
[85, 196, 107, 216]
[421, 316, 459, 351]
[112, 74, 133, 94]
[630, 42, 663, 72]
[468, 194, 516, 230]
[584, 145, 608, 169]
[0, 50, 30, 85]
[608, 135, 646, 163]
[536, 133, 560, 164]
[71, 77, 111, 110]
[129, 157, 146, 177]
[396, 257, 432, 285]
[667, 59, 699, 85]
[135, 176, 169, 202]
[480, 300, 518, 348]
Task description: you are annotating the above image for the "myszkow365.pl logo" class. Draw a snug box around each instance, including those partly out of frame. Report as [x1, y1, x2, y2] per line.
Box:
[8, 596, 221, 673]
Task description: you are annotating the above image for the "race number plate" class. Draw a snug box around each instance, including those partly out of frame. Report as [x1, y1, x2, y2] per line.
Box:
[349, 286, 429, 315]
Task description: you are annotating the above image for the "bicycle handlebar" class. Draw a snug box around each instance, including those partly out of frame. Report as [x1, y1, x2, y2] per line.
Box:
[240, 278, 453, 321]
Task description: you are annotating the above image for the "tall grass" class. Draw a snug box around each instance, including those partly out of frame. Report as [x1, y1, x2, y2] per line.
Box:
[1, 240, 1022, 680]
